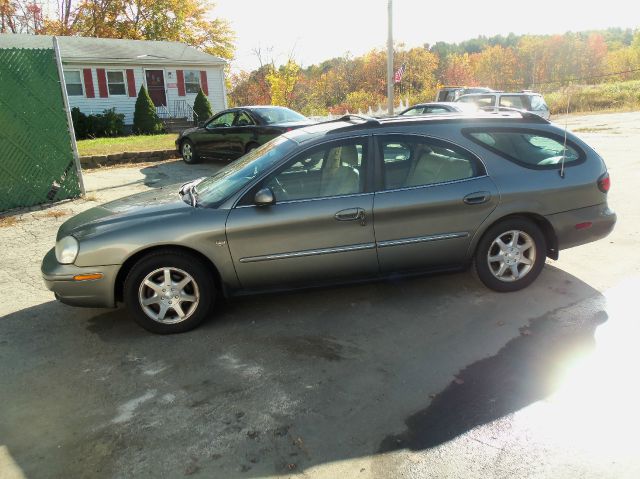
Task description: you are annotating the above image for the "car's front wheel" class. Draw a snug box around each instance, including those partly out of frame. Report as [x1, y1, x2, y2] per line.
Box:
[474, 217, 546, 292]
[123, 250, 215, 333]
[181, 139, 199, 164]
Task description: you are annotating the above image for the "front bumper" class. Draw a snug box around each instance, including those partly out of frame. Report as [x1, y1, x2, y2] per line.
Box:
[546, 203, 617, 251]
[41, 248, 119, 308]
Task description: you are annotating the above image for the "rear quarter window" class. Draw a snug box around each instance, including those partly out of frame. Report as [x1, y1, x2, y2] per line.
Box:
[463, 128, 585, 169]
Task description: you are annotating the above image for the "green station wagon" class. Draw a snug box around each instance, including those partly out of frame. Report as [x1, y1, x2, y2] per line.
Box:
[42, 112, 616, 333]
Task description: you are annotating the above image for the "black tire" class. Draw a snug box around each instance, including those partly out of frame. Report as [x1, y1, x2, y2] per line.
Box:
[123, 250, 215, 334]
[181, 139, 200, 164]
[245, 142, 259, 154]
[474, 217, 546, 292]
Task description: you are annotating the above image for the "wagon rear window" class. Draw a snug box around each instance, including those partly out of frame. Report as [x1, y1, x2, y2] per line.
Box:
[467, 130, 582, 168]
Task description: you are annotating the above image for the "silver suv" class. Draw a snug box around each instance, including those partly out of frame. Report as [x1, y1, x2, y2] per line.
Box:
[457, 91, 550, 119]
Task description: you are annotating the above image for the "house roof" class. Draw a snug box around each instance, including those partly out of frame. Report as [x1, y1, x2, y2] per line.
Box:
[0, 34, 226, 66]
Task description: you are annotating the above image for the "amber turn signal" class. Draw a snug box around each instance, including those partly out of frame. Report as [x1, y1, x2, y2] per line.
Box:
[72, 273, 103, 281]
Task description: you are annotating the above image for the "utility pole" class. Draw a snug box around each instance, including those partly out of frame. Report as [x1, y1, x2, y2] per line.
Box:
[386, 0, 394, 116]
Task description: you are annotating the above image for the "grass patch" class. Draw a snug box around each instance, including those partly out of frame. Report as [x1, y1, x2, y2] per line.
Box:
[573, 126, 615, 133]
[545, 80, 640, 115]
[0, 216, 20, 228]
[38, 209, 71, 219]
[77, 133, 178, 156]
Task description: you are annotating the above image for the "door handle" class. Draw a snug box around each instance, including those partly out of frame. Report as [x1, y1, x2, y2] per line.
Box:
[463, 192, 491, 205]
[335, 208, 366, 226]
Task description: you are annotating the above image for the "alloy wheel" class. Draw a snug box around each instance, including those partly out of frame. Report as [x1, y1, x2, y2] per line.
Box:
[182, 143, 193, 162]
[138, 267, 200, 324]
[487, 230, 536, 282]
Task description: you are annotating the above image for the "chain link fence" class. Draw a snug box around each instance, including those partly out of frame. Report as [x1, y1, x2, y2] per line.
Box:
[0, 46, 82, 212]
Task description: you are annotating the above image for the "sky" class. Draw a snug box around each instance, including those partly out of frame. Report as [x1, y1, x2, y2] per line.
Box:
[214, 0, 639, 72]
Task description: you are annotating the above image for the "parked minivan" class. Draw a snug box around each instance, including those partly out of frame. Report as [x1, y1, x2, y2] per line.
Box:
[456, 91, 550, 119]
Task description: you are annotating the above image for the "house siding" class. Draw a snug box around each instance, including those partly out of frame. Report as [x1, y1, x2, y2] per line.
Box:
[63, 63, 226, 125]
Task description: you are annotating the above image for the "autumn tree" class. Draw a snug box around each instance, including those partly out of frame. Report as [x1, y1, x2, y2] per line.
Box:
[471, 45, 522, 90]
[1, 0, 42, 33]
[266, 59, 300, 107]
[13, 0, 236, 60]
[441, 53, 476, 86]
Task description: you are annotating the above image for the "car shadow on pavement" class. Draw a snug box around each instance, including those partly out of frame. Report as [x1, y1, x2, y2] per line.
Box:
[0, 265, 607, 478]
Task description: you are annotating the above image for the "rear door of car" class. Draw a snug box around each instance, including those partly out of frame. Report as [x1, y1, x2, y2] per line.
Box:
[372, 134, 499, 273]
[225, 135, 379, 289]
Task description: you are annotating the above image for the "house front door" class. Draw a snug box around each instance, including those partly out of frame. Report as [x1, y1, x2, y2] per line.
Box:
[145, 70, 166, 106]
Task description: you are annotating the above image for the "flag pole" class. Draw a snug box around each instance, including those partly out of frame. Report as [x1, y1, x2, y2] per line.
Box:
[386, 0, 394, 116]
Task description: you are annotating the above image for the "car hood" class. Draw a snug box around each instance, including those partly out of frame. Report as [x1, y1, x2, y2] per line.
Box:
[179, 126, 200, 136]
[57, 184, 192, 241]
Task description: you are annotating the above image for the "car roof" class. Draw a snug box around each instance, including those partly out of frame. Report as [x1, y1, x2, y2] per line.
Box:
[284, 111, 550, 143]
[459, 92, 542, 98]
[408, 102, 459, 108]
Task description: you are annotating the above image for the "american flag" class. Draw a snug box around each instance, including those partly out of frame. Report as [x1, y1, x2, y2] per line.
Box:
[394, 63, 406, 83]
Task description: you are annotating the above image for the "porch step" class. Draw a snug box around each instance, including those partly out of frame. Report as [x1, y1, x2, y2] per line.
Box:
[162, 117, 194, 133]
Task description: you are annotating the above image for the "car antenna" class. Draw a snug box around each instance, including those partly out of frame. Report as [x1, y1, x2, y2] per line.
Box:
[559, 82, 572, 179]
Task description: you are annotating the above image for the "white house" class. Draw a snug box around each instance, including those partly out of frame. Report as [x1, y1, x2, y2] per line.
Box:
[0, 34, 227, 126]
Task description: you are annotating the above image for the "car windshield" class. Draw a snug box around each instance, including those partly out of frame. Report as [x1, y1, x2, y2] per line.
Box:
[254, 107, 307, 124]
[194, 136, 296, 207]
[401, 107, 425, 116]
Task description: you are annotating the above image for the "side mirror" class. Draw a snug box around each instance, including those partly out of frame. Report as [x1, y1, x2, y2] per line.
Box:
[198, 121, 205, 127]
[254, 187, 275, 206]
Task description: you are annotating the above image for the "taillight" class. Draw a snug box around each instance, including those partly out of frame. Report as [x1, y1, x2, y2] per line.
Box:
[597, 172, 610, 193]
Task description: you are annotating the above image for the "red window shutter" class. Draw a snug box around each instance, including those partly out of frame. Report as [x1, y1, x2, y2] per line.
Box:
[176, 70, 186, 96]
[199, 70, 209, 95]
[126, 69, 136, 97]
[82, 69, 95, 98]
[96, 68, 108, 98]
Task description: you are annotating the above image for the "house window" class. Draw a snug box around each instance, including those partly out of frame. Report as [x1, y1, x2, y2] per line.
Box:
[64, 70, 83, 96]
[184, 70, 200, 94]
[107, 71, 126, 95]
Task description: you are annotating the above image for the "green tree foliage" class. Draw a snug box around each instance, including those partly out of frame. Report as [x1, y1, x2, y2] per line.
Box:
[193, 88, 212, 123]
[266, 60, 301, 107]
[71, 107, 125, 139]
[133, 86, 163, 134]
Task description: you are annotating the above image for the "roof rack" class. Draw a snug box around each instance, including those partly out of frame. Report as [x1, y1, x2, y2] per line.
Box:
[318, 114, 381, 126]
[483, 107, 549, 123]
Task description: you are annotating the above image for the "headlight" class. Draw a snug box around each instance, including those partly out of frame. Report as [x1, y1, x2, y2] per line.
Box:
[55, 236, 79, 264]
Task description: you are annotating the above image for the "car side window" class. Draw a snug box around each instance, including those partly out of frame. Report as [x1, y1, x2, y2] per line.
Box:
[209, 112, 235, 128]
[499, 95, 526, 109]
[379, 136, 481, 190]
[530, 95, 549, 111]
[234, 111, 255, 126]
[262, 139, 368, 202]
[465, 129, 583, 168]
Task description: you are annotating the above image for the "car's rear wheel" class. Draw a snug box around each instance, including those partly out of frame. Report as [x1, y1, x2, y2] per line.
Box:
[181, 139, 199, 164]
[124, 250, 215, 333]
[474, 218, 546, 292]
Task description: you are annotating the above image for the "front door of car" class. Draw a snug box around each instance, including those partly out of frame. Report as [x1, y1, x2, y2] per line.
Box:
[199, 111, 237, 158]
[225, 110, 258, 159]
[373, 134, 499, 273]
[226, 137, 378, 289]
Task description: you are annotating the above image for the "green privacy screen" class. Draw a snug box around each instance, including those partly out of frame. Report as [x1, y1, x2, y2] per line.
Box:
[0, 47, 81, 211]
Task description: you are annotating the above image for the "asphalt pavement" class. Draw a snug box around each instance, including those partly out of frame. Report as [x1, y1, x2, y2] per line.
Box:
[1, 112, 639, 478]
